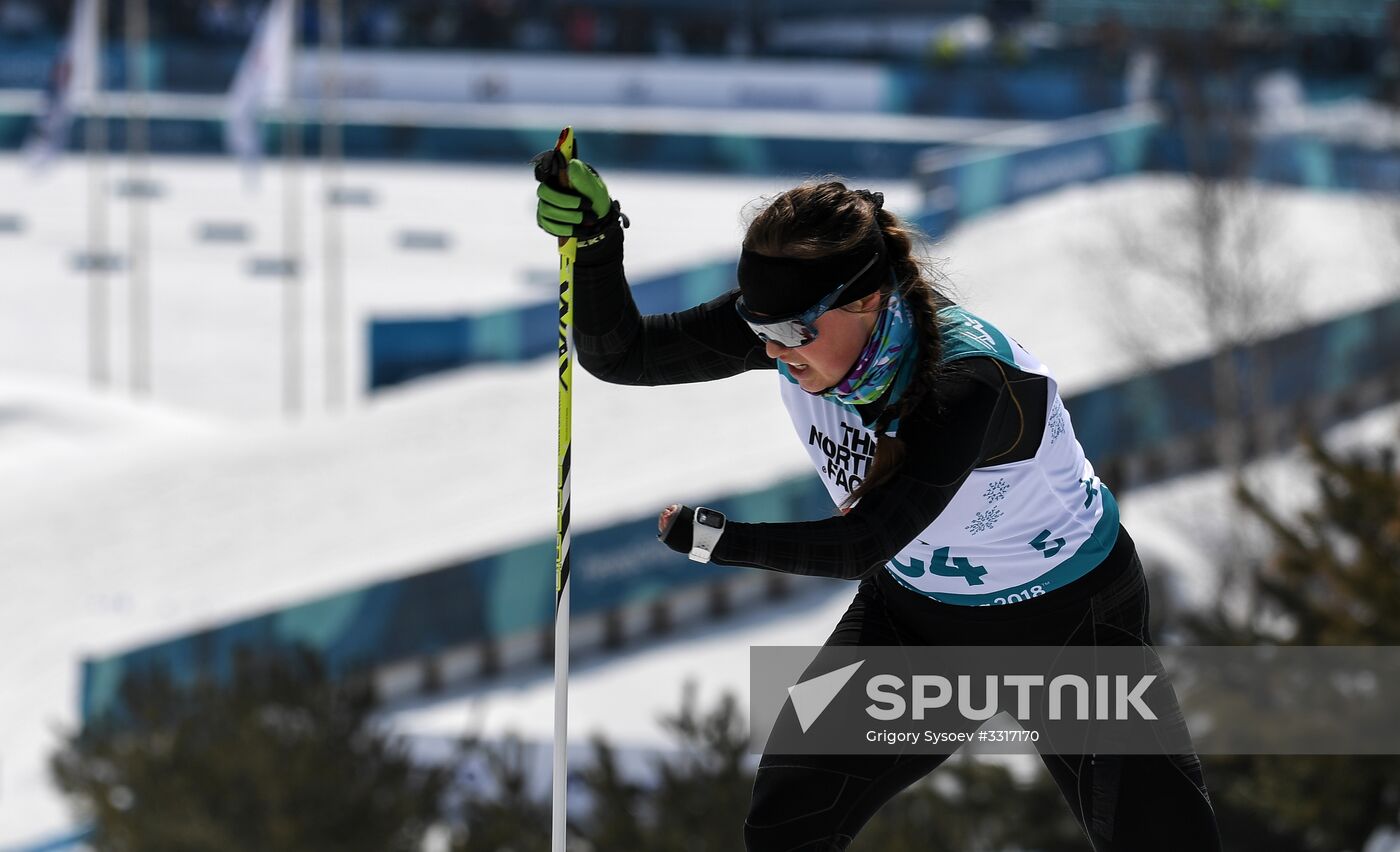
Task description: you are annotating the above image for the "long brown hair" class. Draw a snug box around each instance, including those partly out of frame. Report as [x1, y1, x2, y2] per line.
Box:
[744, 180, 953, 509]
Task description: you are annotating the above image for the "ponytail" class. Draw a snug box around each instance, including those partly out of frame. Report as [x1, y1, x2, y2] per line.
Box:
[840, 207, 950, 510]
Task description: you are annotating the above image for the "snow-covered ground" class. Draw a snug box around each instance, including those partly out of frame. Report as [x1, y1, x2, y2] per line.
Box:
[1, 156, 1396, 846]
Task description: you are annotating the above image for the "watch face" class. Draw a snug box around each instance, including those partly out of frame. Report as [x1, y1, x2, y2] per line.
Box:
[696, 509, 723, 529]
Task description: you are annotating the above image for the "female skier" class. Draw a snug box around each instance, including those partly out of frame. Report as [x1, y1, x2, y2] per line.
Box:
[534, 156, 1223, 852]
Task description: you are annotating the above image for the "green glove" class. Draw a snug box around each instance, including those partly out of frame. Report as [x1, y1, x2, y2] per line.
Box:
[533, 154, 627, 245]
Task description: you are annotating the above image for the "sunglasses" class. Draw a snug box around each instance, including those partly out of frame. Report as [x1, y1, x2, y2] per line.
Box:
[735, 253, 879, 348]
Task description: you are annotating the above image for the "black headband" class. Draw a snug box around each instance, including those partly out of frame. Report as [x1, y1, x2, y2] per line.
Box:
[736, 231, 889, 319]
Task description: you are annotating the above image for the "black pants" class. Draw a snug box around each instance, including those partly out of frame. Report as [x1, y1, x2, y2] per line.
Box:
[744, 530, 1222, 852]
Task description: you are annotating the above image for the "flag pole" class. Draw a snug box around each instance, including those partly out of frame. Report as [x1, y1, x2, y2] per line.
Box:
[84, 0, 108, 390]
[319, 0, 345, 414]
[126, 0, 151, 397]
[281, 0, 302, 419]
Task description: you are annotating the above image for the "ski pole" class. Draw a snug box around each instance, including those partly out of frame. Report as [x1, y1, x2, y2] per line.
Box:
[549, 125, 576, 852]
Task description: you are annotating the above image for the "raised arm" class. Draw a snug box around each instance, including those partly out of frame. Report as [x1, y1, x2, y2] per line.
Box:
[535, 155, 773, 386]
[573, 225, 773, 385]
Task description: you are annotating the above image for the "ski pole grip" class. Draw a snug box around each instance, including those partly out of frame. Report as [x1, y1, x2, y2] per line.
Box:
[549, 126, 578, 247]
[534, 126, 576, 191]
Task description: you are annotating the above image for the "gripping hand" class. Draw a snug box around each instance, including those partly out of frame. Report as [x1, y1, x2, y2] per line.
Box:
[534, 154, 628, 246]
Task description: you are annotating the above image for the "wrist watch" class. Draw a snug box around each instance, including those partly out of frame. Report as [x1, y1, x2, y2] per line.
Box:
[689, 507, 727, 564]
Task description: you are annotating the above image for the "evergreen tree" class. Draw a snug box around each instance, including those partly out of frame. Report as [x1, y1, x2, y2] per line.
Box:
[51, 648, 447, 852]
[648, 687, 754, 850]
[575, 682, 753, 851]
[453, 734, 550, 852]
[854, 755, 1086, 852]
[1184, 432, 1400, 852]
[572, 737, 648, 851]
[574, 680, 1086, 852]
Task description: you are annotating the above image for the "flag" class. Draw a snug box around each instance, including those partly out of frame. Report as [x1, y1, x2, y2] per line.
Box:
[24, 0, 99, 169]
[225, 0, 295, 175]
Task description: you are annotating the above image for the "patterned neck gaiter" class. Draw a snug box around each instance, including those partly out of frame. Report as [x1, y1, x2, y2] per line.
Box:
[821, 291, 916, 408]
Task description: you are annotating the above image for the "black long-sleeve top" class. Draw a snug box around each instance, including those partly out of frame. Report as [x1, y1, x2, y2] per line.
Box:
[573, 223, 1051, 582]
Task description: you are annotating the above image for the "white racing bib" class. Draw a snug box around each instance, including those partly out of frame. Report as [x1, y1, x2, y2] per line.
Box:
[778, 306, 1119, 606]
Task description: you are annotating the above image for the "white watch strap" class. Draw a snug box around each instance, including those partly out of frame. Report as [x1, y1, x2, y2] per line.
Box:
[688, 509, 724, 563]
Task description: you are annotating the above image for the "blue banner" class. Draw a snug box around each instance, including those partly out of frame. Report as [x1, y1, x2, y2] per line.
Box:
[369, 258, 738, 388]
[913, 108, 1160, 231]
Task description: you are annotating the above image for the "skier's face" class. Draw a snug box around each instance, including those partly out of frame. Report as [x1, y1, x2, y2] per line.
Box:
[763, 292, 882, 394]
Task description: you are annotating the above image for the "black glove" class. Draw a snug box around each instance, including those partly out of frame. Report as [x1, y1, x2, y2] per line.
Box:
[658, 504, 695, 555]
